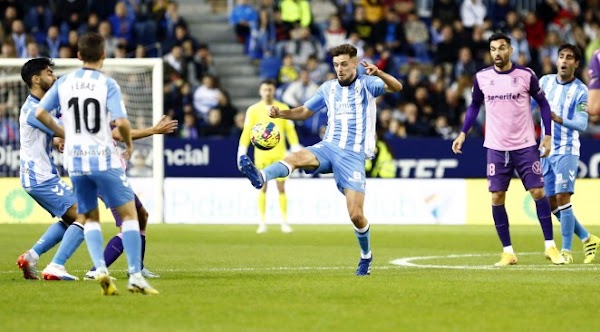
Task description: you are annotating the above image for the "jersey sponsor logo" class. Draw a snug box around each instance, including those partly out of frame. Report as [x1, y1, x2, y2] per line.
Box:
[532, 161, 542, 174]
[486, 93, 522, 101]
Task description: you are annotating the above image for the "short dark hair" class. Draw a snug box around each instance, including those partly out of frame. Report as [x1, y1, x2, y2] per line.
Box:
[329, 44, 358, 58]
[21, 57, 54, 88]
[78, 32, 105, 62]
[488, 32, 511, 45]
[261, 79, 277, 87]
[558, 44, 582, 62]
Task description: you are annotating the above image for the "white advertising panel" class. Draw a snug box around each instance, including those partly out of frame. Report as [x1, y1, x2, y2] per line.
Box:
[164, 178, 466, 225]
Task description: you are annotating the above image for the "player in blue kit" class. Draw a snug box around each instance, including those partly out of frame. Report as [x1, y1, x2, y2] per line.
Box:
[16, 57, 85, 281]
[238, 44, 402, 275]
[35, 32, 157, 295]
[537, 44, 600, 263]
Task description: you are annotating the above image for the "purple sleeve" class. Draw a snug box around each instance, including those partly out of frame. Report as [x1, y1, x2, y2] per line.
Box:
[461, 77, 484, 134]
[530, 74, 551, 135]
[589, 51, 600, 90]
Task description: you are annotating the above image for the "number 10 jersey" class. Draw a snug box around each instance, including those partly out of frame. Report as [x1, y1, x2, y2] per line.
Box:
[39, 68, 128, 175]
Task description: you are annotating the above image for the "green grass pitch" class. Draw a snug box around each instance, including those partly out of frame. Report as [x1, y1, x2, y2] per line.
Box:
[1, 224, 599, 331]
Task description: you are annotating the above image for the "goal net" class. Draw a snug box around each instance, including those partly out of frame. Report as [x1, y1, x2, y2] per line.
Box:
[0, 58, 164, 223]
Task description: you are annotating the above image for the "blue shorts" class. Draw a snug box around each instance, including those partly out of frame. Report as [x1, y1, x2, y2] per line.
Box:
[306, 141, 366, 194]
[23, 177, 77, 218]
[542, 154, 578, 196]
[71, 168, 134, 214]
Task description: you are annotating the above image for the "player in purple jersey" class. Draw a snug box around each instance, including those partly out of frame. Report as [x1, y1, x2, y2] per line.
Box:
[587, 49, 600, 115]
[238, 44, 402, 276]
[84, 116, 177, 280]
[452, 33, 565, 266]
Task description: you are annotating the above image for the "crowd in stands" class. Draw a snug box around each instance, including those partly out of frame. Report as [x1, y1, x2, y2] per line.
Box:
[1, 0, 600, 146]
[232, 0, 600, 139]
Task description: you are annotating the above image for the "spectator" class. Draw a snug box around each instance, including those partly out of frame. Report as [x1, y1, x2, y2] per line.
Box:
[306, 54, 330, 84]
[41, 25, 61, 58]
[283, 27, 324, 66]
[278, 53, 299, 84]
[349, 6, 374, 45]
[159, 0, 186, 41]
[10, 20, 32, 58]
[164, 44, 186, 76]
[180, 111, 199, 139]
[24, 3, 53, 44]
[460, 0, 486, 30]
[510, 27, 531, 66]
[404, 10, 430, 61]
[279, 0, 311, 29]
[282, 69, 318, 108]
[453, 47, 478, 82]
[432, 0, 459, 26]
[191, 44, 217, 82]
[199, 108, 230, 137]
[109, 1, 135, 46]
[98, 20, 119, 58]
[323, 15, 347, 51]
[488, 0, 513, 31]
[230, 0, 258, 46]
[193, 75, 225, 121]
[374, 10, 407, 55]
[359, 0, 384, 25]
[26, 40, 41, 58]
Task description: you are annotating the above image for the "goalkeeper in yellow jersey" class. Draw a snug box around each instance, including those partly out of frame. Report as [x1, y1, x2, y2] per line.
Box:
[237, 79, 301, 234]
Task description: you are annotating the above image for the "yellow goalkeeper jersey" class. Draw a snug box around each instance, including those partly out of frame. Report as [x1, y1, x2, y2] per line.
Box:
[239, 100, 300, 161]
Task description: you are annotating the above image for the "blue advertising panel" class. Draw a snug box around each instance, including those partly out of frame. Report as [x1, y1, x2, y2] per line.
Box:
[4, 137, 600, 178]
[161, 137, 600, 178]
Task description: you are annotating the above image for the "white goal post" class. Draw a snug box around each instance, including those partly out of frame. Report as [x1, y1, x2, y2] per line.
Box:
[0, 58, 164, 223]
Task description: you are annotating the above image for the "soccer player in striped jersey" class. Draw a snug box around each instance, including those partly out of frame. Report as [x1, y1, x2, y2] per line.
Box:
[35, 32, 157, 295]
[16, 57, 85, 281]
[452, 33, 565, 266]
[538, 44, 600, 264]
[588, 49, 600, 115]
[238, 44, 402, 276]
[237, 79, 300, 234]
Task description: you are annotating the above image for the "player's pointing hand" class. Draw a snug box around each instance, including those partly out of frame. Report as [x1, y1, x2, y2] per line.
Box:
[361, 61, 380, 76]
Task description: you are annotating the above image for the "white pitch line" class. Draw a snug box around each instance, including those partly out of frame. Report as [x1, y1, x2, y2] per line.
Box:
[389, 252, 600, 271]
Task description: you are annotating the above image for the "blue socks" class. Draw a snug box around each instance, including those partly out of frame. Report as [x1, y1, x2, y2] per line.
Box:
[32, 221, 68, 257]
[354, 224, 372, 259]
[84, 222, 106, 271]
[559, 205, 575, 251]
[262, 161, 291, 182]
[121, 220, 142, 274]
[51, 222, 84, 266]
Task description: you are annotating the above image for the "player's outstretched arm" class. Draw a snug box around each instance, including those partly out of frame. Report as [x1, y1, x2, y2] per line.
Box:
[269, 105, 314, 121]
[114, 118, 134, 159]
[361, 61, 402, 93]
[35, 108, 64, 138]
[112, 115, 178, 142]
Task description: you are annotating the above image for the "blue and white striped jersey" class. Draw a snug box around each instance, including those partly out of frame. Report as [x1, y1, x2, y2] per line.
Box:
[304, 74, 385, 158]
[539, 74, 588, 156]
[19, 95, 60, 187]
[38, 68, 128, 174]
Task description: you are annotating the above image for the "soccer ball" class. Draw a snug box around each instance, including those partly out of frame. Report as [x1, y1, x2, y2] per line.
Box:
[250, 122, 281, 150]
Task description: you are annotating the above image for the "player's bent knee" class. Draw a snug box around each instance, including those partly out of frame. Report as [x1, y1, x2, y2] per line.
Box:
[528, 187, 545, 200]
[491, 191, 506, 205]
